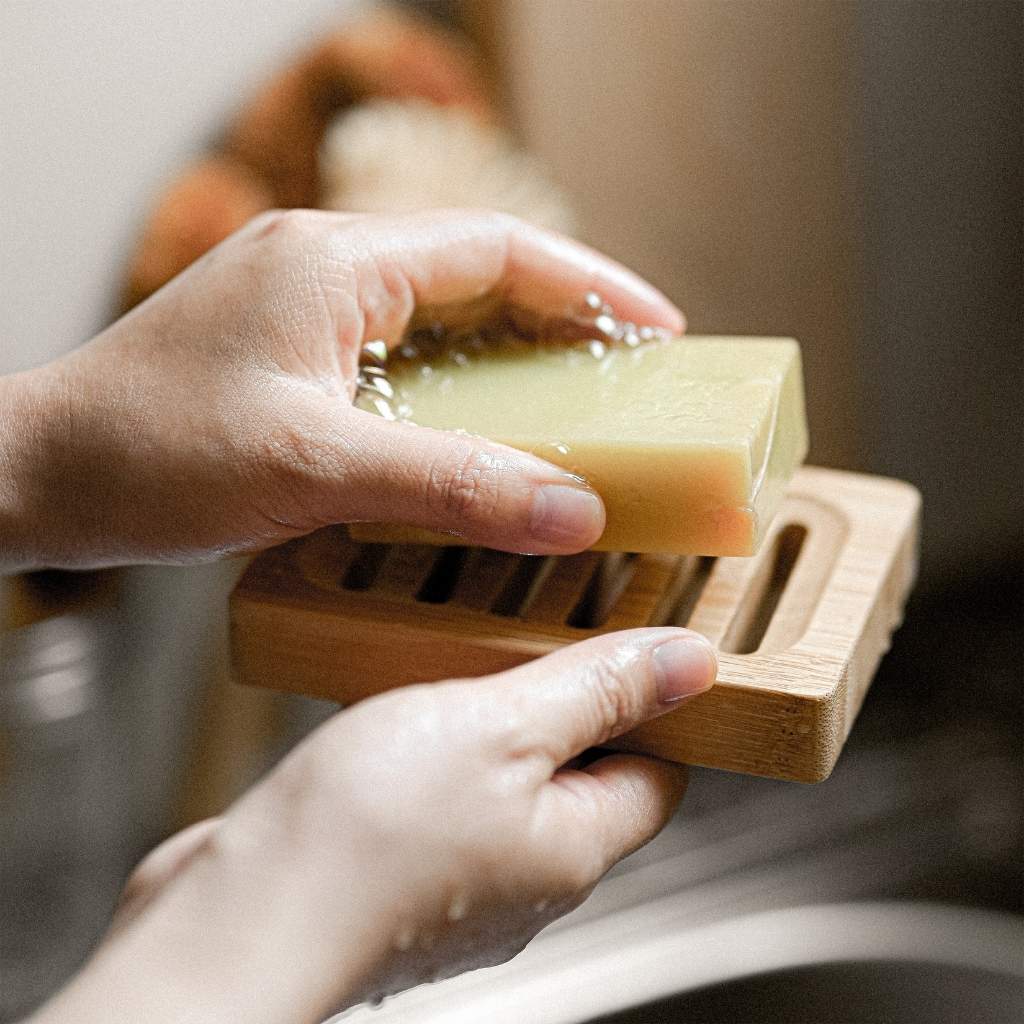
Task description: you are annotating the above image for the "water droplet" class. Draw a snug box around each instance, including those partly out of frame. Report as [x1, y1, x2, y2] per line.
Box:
[588, 339, 607, 359]
[371, 396, 395, 420]
[583, 291, 603, 312]
[394, 923, 416, 951]
[533, 899, 549, 914]
[400, 343, 419, 359]
[450, 350, 469, 367]
[419, 364, 434, 379]
[446, 891, 470, 922]
[639, 326, 656, 342]
[594, 314, 617, 337]
[362, 339, 388, 364]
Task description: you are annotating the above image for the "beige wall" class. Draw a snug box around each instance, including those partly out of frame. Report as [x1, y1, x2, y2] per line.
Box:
[501, 0, 862, 470]
[498, 0, 1022, 586]
[1, 0, 363, 374]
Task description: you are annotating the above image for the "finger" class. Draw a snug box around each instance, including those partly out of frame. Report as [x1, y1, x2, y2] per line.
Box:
[301, 400, 606, 553]
[477, 628, 717, 768]
[332, 209, 684, 343]
[544, 754, 688, 873]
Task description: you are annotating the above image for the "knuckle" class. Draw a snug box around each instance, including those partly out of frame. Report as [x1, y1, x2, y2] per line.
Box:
[426, 443, 504, 521]
[241, 210, 329, 299]
[361, 258, 417, 327]
[246, 208, 286, 236]
[540, 842, 605, 900]
[464, 208, 526, 248]
[246, 208, 326, 261]
[244, 415, 339, 525]
[254, 207, 320, 238]
[366, 683, 446, 734]
[566, 852, 606, 895]
[483, 705, 533, 753]
[261, 417, 328, 483]
[581, 656, 640, 746]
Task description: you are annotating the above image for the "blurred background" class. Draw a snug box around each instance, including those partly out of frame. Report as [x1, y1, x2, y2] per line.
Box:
[1, 1, 1021, 1020]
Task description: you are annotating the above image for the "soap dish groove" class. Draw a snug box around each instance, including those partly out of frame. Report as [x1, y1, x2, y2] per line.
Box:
[657, 556, 716, 629]
[721, 523, 807, 655]
[340, 543, 389, 591]
[415, 546, 469, 605]
[231, 467, 920, 782]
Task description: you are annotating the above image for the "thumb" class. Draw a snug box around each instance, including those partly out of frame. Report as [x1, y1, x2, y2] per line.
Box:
[316, 406, 606, 554]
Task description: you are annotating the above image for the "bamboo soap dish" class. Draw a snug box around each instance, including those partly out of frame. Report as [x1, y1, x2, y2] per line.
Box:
[230, 466, 919, 782]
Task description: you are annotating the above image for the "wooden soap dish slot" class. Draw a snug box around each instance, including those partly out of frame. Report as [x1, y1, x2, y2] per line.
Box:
[231, 467, 919, 782]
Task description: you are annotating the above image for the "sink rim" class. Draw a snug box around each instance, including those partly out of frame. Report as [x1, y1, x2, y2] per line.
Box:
[336, 901, 1024, 1024]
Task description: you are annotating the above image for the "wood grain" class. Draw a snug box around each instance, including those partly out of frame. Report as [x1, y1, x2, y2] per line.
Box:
[230, 467, 919, 782]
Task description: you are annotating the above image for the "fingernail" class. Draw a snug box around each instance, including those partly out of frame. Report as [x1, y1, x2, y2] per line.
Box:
[529, 484, 605, 546]
[653, 637, 717, 704]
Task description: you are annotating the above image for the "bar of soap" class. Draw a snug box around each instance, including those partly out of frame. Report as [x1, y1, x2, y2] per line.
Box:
[352, 337, 809, 556]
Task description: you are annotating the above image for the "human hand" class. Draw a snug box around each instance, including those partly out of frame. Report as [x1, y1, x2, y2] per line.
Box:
[37, 627, 715, 1023]
[0, 209, 681, 572]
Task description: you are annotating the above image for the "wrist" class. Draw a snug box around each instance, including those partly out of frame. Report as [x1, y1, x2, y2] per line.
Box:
[36, 825, 388, 1024]
[0, 366, 68, 573]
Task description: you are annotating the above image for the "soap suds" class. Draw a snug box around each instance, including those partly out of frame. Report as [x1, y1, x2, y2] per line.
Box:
[354, 292, 672, 422]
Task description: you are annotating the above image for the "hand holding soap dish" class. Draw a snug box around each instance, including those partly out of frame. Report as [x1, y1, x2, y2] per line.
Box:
[231, 324, 919, 782]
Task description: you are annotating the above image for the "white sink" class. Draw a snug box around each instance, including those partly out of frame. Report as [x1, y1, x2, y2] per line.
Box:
[333, 903, 1023, 1024]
